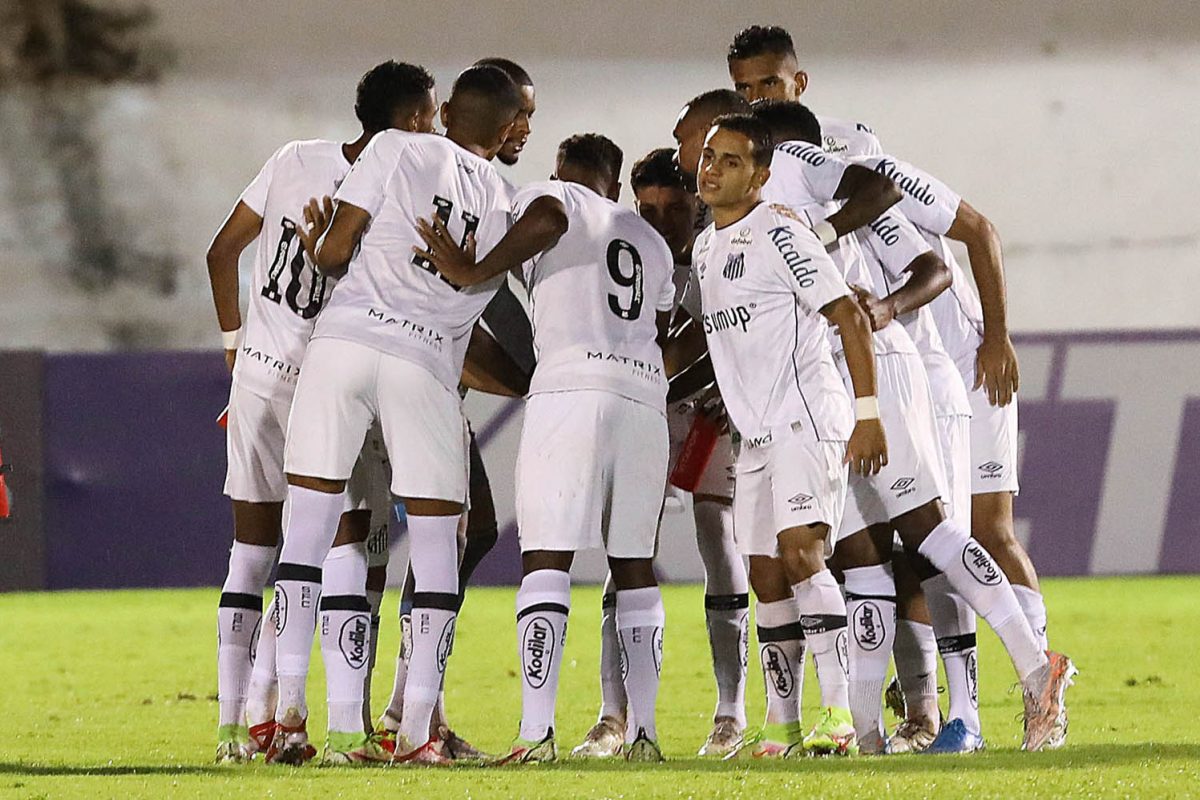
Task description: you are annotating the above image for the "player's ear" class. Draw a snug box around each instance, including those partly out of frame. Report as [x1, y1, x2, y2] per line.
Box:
[752, 165, 771, 190]
[608, 180, 622, 203]
[793, 70, 809, 98]
[439, 102, 451, 130]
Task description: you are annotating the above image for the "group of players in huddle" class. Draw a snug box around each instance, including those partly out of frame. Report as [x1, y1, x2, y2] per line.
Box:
[206, 25, 1074, 767]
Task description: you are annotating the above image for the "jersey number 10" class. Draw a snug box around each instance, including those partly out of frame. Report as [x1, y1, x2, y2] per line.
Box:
[260, 217, 329, 319]
[606, 239, 644, 321]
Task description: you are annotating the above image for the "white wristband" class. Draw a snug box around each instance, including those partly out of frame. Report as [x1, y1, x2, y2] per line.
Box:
[221, 328, 240, 350]
[855, 396, 880, 421]
[812, 220, 838, 247]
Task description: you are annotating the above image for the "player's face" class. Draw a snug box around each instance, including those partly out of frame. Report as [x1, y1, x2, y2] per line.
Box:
[635, 185, 698, 261]
[672, 105, 713, 178]
[697, 127, 767, 208]
[497, 85, 536, 166]
[728, 54, 806, 103]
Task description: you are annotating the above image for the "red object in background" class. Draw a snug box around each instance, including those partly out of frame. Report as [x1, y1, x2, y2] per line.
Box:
[0, 442, 10, 519]
[216, 406, 229, 429]
[669, 410, 720, 492]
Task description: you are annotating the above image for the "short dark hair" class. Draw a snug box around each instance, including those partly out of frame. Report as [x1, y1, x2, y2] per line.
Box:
[447, 64, 523, 134]
[630, 147, 688, 193]
[558, 133, 624, 182]
[727, 25, 797, 63]
[711, 113, 774, 168]
[473, 57, 533, 87]
[685, 88, 751, 121]
[751, 100, 821, 146]
[354, 61, 435, 132]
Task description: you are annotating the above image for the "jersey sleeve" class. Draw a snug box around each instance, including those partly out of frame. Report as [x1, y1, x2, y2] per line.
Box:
[764, 143, 849, 205]
[334, 134, 405, 219]
[647, 236, 677, 313]
[766, 214, 851, 314]
[511, 181, 568, 219]
[854, 154, 961, 236]
[237, 144, 286, 216]
[860, 210, 933, 284]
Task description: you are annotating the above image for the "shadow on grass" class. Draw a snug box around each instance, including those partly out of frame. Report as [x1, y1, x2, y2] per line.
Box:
[1, 743, 1197, 778]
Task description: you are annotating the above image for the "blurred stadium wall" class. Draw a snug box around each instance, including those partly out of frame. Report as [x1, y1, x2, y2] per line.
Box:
[0, 1, 1198, 588]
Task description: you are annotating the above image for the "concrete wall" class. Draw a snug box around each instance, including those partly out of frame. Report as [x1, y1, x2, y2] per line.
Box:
[0, 0, 1197, 350]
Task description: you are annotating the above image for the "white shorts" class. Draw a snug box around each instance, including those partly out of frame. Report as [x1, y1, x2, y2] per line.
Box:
[284, 337, 469, 502]
[838, 353, 948, 539]
[968, 388, 1020, 495]
[516, 390, 668, 559]
[732, 425, 847, 558]
[224, 381, 389, 513]
[667, 400, 735, 500]
[937, 414, 972, 528]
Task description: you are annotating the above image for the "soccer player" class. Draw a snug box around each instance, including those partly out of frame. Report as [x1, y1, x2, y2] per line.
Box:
[267, 64, 524, 766]
[572, 147, 749, 758]
[688, 113, 887, 757]
[377, 56, 538, 761]
[754, 106, 1076, 754]
[415, 134, 676, 764]
[205, 60, 437, 764]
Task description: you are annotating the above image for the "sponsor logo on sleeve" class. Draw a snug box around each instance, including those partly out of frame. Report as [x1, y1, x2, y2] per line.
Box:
[768, 225, 818, 287]
[776, 141, 828, 166]
[872, 159, 938, 206]
[868, 216, 901, 246]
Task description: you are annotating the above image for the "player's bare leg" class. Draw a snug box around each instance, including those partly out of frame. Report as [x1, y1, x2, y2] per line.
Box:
[831, 524, 897, 754]
[973, 492, 1046, 646]
[216, 501, 280, 762]
[692, 495, 750, 756]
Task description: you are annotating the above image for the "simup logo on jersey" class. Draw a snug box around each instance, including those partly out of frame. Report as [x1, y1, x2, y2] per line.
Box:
[522, 616, 555, 689]
[703, 305, 752, 334]
[872, 159, 938, 206]
[761, 643, 795, 698]
[962, 542, 1003, 585]
[339, 614, 370, 669]
[722, 252, 746, 280]
[768, 226, 818, 287]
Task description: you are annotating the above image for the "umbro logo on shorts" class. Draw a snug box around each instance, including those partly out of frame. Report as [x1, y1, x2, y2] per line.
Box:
[979, 461, 1005, 477]
[788, 493, 813, 510]
[723, 252, 746, 280]
[890, 477, 914, 491]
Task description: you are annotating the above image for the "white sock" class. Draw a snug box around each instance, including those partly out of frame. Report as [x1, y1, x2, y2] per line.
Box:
[1012, 583, 1049, 651]
[217, 541, 275, 729]
[917, 519, 1047, 682]
[793, 569, 849, 709]
[516, 569, 571, 741]
[319, 542, 370, 735]
[273, 486, 345, 724]
[598, 581, 627, 722]
[844, 564, 897, 740]
[893, 618, 940, 723]
[398, 513, 461, 747]
[755, 597, 805, 740]
[245, 594, 279, 730]
[380, 611, 411, 732]
[924, 573, 981, 734]
[616, 586, 665, 743]
[694, 499, 749, 726]
[362, 588, 383, 731]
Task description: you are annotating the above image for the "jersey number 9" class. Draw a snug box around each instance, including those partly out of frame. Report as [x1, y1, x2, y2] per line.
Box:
[606, 239, 643, 321]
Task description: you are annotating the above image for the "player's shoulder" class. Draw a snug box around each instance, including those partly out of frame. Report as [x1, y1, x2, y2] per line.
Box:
[760, 203, 824, 254]
[282, 138, 346, 167]
[773, 138, 833, 166]
[815, 114, 882, 157]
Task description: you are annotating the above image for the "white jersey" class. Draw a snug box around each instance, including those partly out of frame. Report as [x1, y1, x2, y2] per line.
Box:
[816, 114, 883, 158]
[761, 142, 919, 359]
[518, 181, 674, 410]
[693, 202, 853, 444]
[856, 211, 972, 417]
[851, 153, 986, 377]
[314, 130, 512, 391]
[233, 139, 350, 399]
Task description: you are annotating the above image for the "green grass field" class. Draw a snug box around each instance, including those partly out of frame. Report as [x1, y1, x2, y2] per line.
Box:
[1, 577, 1198, 799]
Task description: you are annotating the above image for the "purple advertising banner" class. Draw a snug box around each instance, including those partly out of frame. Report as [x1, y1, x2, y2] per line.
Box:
[2, 329, 1198, 590]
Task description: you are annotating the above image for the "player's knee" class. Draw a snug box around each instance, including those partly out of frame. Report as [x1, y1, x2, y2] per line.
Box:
[365, 565, 387, 593]
[748, 556, 791, 602]
[332, 509, 371, 546]
[831, 526, 890, 571]
[893, 498, 948, 550]
[522, 549, 573, 575]
[608, 557, 657, 590]
[286, 473, 345, 494]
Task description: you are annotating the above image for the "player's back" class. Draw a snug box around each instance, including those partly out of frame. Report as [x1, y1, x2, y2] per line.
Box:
[316, 130, 512, 389]
[519, 181, 675, 411]
[237, 138, 350, 398]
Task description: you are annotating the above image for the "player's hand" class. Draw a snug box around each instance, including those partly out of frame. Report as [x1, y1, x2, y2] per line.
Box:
[414, 215, 477, 285]
[851, 285, 894, 332]
[297, 195, 334, 263]
[846, 418, 888, 477]
[224, 348, 236, 373]
[974, 334, 1019, 407]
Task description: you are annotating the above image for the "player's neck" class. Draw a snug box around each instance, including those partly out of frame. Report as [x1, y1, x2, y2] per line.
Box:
[711, 198, 762, 230]
[445, 129, 492, 160]
[342, 131, 375, 164]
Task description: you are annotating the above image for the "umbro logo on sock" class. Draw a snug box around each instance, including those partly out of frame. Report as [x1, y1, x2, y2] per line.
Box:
[788, 493, 813, 510]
